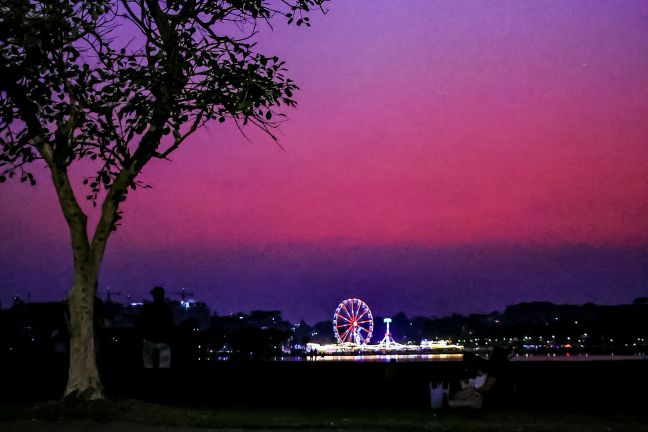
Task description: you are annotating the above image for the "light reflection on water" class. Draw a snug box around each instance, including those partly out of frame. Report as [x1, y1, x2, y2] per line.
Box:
[511, 354, 647, 362]
[299, 354, 647, 362]
[311, 353, 463, 362]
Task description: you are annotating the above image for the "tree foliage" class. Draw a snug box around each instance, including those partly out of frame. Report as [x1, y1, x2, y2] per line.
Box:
[1, 0, 327, 206]
[1, 0, 328, 399]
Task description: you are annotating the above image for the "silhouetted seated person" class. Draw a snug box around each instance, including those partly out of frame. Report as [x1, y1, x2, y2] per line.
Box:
[138, 286, 174, 368]
[483, 345, 516, 408]
[449, 355, 492, 409]
[449, 345, 516, 409]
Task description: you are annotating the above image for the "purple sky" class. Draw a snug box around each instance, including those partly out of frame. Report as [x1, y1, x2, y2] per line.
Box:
[1, 1, 647, 322]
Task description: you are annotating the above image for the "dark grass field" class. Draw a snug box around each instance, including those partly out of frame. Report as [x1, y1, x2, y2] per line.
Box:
[1, 400, 648, 431]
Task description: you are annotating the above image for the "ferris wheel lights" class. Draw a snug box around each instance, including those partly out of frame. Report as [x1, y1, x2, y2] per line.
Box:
[333, 298, 374, 345]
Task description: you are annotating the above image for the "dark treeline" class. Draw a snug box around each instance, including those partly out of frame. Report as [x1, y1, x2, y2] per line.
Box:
[359, 299, 648, 355]
[1, 297, 647, 364]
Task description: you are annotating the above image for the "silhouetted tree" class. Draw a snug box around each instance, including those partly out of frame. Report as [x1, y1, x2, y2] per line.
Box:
[633, 297, 648, 306]
[0, 0, 328, 400]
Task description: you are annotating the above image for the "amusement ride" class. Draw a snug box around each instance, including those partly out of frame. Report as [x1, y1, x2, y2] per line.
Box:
[333, 298, 374, 344]
[308, 297, 463, 355]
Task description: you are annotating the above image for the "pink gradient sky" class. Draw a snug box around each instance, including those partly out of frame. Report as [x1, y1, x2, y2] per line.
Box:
[1, 1, 647, 318]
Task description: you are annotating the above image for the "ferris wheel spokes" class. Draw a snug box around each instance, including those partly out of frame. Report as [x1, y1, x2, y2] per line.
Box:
[333, 298, 374, 345]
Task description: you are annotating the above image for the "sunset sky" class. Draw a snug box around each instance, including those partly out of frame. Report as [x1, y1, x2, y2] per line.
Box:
[1, 0, 647, 322]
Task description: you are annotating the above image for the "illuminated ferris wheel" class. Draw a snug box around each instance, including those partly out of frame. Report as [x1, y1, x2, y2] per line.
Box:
[333, 298, 374, 345]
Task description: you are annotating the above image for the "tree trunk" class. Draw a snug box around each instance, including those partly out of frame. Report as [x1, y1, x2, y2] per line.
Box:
[46, 163, 107, 400]
[64, 259, 104, 400]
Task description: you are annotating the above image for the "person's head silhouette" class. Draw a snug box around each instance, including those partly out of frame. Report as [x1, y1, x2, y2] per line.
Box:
[150, 286, 165, 303]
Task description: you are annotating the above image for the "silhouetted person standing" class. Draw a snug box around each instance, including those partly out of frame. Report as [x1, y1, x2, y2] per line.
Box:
[139, 286, 174, 368]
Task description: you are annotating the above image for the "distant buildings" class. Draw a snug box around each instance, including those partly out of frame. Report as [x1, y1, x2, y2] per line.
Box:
[1, 298, 647, 360]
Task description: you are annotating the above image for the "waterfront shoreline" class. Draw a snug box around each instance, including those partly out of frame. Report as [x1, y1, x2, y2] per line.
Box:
[2, 355, 647, 411]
